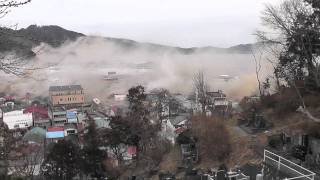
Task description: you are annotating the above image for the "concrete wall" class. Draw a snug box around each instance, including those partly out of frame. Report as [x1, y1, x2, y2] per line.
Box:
[51, 94, 85, 106]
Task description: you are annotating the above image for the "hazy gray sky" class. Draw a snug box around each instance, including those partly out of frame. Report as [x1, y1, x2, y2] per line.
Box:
[3, 0, 279, 47]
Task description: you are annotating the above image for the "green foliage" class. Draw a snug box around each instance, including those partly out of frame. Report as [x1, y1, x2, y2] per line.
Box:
[268, 135, 282, 148]
[262, 0, 320, 91]
[41, 140, 80, 180]
[80, 120, 106, 179]
[0, 25, 83, 56]
[0, 122, 12, 179]
[176, 129, 193, 145]
[103, 116, 140, 146]
[127, 85, 147, 116]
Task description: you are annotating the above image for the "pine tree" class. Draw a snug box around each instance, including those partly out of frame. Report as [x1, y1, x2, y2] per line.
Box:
[80, 119, 106, 179]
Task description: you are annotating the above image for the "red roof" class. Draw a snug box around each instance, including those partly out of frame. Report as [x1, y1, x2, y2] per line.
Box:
[3, 95, 15, 101]
[47, 127, 64, 132]
[127, 146, 137, 155]
[24, 106, 49, 119]
[175, 127, 187, 134]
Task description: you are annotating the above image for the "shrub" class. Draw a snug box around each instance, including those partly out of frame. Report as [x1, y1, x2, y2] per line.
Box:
[268, 135, 282, 148]
[191, 115, 231, 162]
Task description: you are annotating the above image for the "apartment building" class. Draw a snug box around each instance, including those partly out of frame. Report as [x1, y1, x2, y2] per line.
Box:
[49, 85, 85, 106]
[48, 85, 85, 126]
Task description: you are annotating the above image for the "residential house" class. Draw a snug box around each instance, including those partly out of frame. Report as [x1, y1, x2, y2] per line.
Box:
[64, 123, 78, 136]
[106, 144, 137, 166]
[193, 90, 231, 116]
[24, 105, 50, 129]
[87, 112, 111, 129]
[46, 126, 64, 143]
[207, 90, 231, 116]
[66, 110, 78, 123]
[162, 113, 189, 143]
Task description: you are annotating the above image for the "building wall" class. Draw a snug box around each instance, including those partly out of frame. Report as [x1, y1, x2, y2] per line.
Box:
[3, 110, 33, 130]
[51, 94, 85, 106]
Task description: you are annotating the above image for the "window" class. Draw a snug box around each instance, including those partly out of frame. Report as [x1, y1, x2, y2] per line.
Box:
[67, 130, 76, 134]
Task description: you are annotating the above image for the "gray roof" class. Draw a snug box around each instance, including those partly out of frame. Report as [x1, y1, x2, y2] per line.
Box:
[207, 91, 226, 98]
[64, 123, 77, 129]
[49, 85, 83, 92]
[169, 114, 189, 125]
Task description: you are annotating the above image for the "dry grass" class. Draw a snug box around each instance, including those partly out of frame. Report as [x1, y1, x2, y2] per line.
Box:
[158, 145, 181, 172]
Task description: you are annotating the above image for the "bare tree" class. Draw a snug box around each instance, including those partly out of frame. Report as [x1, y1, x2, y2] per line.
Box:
[0, 0, 31, 18]
[250, 47, 263, 96]
[193, 70, 209, 114]
[10, 144, 44, 180]
[150, 88, 171, 122]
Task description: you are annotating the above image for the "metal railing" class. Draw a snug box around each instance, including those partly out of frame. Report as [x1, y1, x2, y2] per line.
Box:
[264, 149, 316, 180]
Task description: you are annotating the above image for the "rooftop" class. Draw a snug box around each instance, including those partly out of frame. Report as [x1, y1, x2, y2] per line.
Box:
[49, 85, 83, 92]
[207, 90, 226, 98]
[23, 127, 46, 144]
[169, 113, 189, 126]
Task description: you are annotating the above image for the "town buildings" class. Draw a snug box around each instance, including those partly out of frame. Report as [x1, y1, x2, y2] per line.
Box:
[24, 105, 50, 129]
[193, 90, 232, 116]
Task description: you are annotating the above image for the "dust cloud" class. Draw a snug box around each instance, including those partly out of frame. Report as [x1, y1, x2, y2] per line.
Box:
[0, 36, 268, 101]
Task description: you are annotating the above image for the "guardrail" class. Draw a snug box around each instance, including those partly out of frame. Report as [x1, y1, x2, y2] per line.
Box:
[264, 149, 316, 180]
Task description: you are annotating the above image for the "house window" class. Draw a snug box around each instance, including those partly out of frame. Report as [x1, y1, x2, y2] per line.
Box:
[67, 130, 76, 134]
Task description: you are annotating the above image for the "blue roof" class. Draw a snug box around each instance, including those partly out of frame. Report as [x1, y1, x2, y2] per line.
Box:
[66, 111, 77, 119]
[46, 131, 64, 139]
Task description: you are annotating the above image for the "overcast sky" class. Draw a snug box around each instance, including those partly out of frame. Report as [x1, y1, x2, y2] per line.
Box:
[2, 0, 280, 48]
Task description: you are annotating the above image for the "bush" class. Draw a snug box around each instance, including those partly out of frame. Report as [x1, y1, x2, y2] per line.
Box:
[268, 135, 282, 148]
[191, 115, 231, 162]
[262, 88, 300, 117]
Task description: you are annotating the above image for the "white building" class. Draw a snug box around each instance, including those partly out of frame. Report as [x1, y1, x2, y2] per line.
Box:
[161, 114, 189, 144]
[3, 110, 33, 130]
[114, 94, 127, 101]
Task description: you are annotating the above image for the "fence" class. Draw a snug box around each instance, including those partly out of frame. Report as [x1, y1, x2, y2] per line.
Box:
[264, 149, 316, 180]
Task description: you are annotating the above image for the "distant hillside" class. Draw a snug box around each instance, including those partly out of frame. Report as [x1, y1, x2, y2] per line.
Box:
[0, 25, 84, 56]
[0, 25, 253, 57]
[102, 37, 254, 54]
